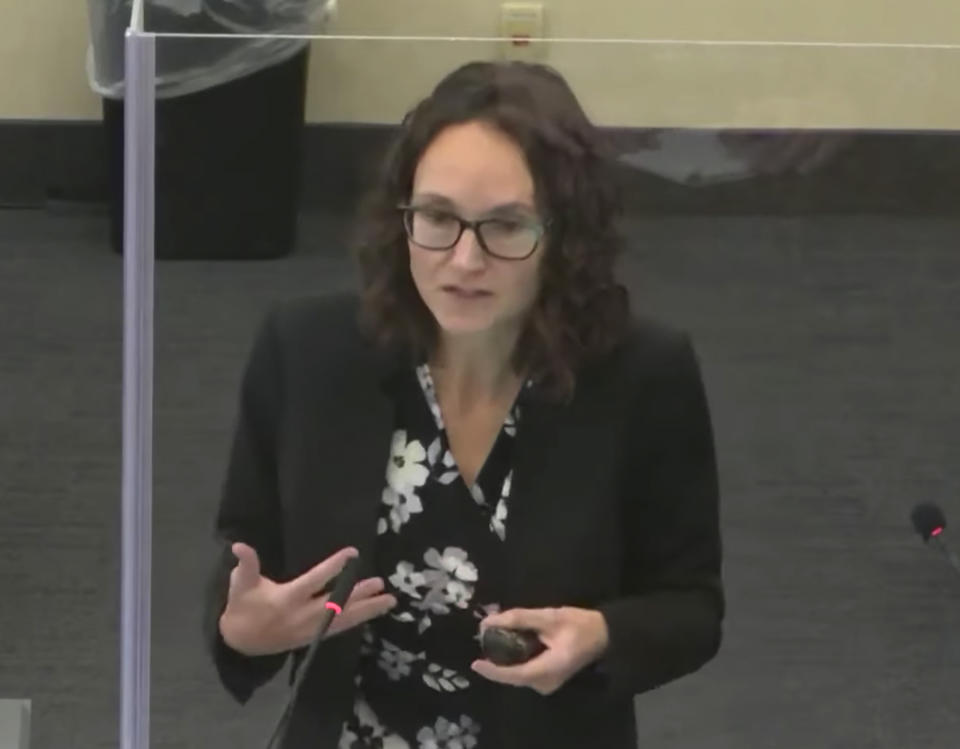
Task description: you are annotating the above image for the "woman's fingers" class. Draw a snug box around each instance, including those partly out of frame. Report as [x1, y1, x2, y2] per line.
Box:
[318, 576, 390, 620]
[284, 546, 359, 601]
[229, 542, 262, 594]
[480, 607, 560, 634]
[311, 576, 386, 609]
[346, 576, 386, 602]
[326, 593, 399, 637]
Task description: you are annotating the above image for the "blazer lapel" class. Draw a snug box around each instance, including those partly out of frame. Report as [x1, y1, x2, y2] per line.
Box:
[284, 328, 406, 736]
[291, 329, 407, 584]
[500, 387, 567, 606]
[499, 377, 624, 609]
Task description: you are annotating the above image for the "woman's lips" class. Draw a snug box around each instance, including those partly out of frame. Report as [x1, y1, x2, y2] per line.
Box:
[442, 285, 492, 299]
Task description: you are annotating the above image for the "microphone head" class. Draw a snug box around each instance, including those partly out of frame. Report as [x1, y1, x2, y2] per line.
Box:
[326, 555, 362, 612]
[910, 502, 947, 542]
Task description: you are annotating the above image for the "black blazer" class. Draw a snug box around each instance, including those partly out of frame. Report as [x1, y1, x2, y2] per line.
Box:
[203, 291, 724, 749]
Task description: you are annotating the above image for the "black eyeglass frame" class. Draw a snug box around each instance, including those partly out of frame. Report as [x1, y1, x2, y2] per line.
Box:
[397, 203, 550, 261]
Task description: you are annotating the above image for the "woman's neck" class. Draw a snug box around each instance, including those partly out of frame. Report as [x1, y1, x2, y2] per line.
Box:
[429, 330, 524, 412]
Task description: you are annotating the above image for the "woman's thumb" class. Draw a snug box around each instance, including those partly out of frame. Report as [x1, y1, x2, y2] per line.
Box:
[230, 542, 261, 590]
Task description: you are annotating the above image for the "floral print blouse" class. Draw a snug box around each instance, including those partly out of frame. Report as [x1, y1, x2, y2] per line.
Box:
[337, 363, 529, 749]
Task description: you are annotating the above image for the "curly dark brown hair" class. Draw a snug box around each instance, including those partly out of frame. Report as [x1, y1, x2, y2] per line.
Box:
[351, 60, 630, 403]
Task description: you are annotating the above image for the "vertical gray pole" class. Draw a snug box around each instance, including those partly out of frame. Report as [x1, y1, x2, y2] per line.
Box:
[121, 22, 155, 749]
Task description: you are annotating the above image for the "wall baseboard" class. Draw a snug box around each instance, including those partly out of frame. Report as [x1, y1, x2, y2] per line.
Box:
[0, 121, 110, 207]
[3, 119, 960, 216]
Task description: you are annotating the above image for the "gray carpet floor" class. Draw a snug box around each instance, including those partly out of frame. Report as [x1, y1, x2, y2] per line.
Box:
[2, 207, 960, 749]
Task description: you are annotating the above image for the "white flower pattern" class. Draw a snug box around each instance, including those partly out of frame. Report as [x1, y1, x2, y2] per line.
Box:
[389, 561, 427, 599]
[380, 485, 424, 535]
[468, 483, 485, 506]
[416, 716, 480, 749]
[490, 499, 508, 542]
[387, 430, 430, 499]
[425, 547, 478, 582]
[385, 547, 481, 633]
[339, 364, 530, 748]
[504, 408, 518, 437]
[416, 365, 445, 429]
[422, 662, 471, 693]
[339, 697, 411, 749]
[377, 638, 426, 681]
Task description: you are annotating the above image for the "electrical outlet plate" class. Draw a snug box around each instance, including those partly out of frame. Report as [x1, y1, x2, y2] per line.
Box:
[499, 2, 545, 60]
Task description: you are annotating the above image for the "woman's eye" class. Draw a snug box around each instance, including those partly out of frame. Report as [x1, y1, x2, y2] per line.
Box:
[486, 219, 525, 234]
[421, 209, 457, 225]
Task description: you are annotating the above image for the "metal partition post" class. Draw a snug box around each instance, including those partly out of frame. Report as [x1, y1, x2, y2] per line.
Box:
[121, 23, 155, 749]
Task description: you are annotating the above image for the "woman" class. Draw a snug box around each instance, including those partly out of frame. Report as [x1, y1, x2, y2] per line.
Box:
[204, 60, 724, 749]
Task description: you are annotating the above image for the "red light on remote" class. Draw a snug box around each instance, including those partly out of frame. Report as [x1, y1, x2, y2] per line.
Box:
[325, 602, 342, 615]
[931, 526, 944, 537]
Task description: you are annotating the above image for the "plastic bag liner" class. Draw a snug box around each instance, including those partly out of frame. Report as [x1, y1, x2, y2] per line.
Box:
[87, 0, 337, 99]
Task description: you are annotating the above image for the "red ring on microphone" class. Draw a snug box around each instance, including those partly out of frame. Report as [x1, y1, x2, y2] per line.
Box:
[325, 602, 343, 615]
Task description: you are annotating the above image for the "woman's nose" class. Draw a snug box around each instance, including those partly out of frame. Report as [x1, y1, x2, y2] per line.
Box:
[449, 227, 487, 268]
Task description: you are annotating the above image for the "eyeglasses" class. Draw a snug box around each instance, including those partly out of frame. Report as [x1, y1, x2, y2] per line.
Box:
[398, 204, 546, 261]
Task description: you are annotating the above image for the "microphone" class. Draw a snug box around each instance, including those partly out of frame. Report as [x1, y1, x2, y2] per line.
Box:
[910, 502, 960, 579]
[264, 555, 362, 749]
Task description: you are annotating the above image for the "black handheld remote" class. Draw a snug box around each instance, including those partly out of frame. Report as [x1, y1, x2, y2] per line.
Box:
[480, 626, 546, 666]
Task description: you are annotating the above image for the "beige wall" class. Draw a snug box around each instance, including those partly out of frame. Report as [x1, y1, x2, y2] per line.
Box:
[2, 0, 960, 128]
[0, 0, 102, 120]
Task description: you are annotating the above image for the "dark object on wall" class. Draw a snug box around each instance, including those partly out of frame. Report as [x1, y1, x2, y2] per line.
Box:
[102, 47, 309, 260]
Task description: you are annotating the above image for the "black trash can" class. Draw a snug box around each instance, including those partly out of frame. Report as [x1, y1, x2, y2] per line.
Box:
[103, 46, 309, 260]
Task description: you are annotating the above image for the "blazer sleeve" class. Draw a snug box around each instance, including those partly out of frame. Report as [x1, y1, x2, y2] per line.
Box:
[594, 330, 724, 699]
[201, 307, 291, 704]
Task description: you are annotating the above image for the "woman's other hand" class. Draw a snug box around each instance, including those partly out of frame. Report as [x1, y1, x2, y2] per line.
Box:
[471, 606, 609, 696]
[218, 543, 397, 656]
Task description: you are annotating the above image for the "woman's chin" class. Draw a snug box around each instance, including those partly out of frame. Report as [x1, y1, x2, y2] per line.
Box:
[435, 318, 492, 337]
[430, 308, 494, 336]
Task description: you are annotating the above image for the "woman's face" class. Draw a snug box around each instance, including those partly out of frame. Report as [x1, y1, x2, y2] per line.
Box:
[407, 120, 546, 344]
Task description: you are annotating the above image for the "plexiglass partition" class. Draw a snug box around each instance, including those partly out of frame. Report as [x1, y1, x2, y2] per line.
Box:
[119, 2, 960, 748]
